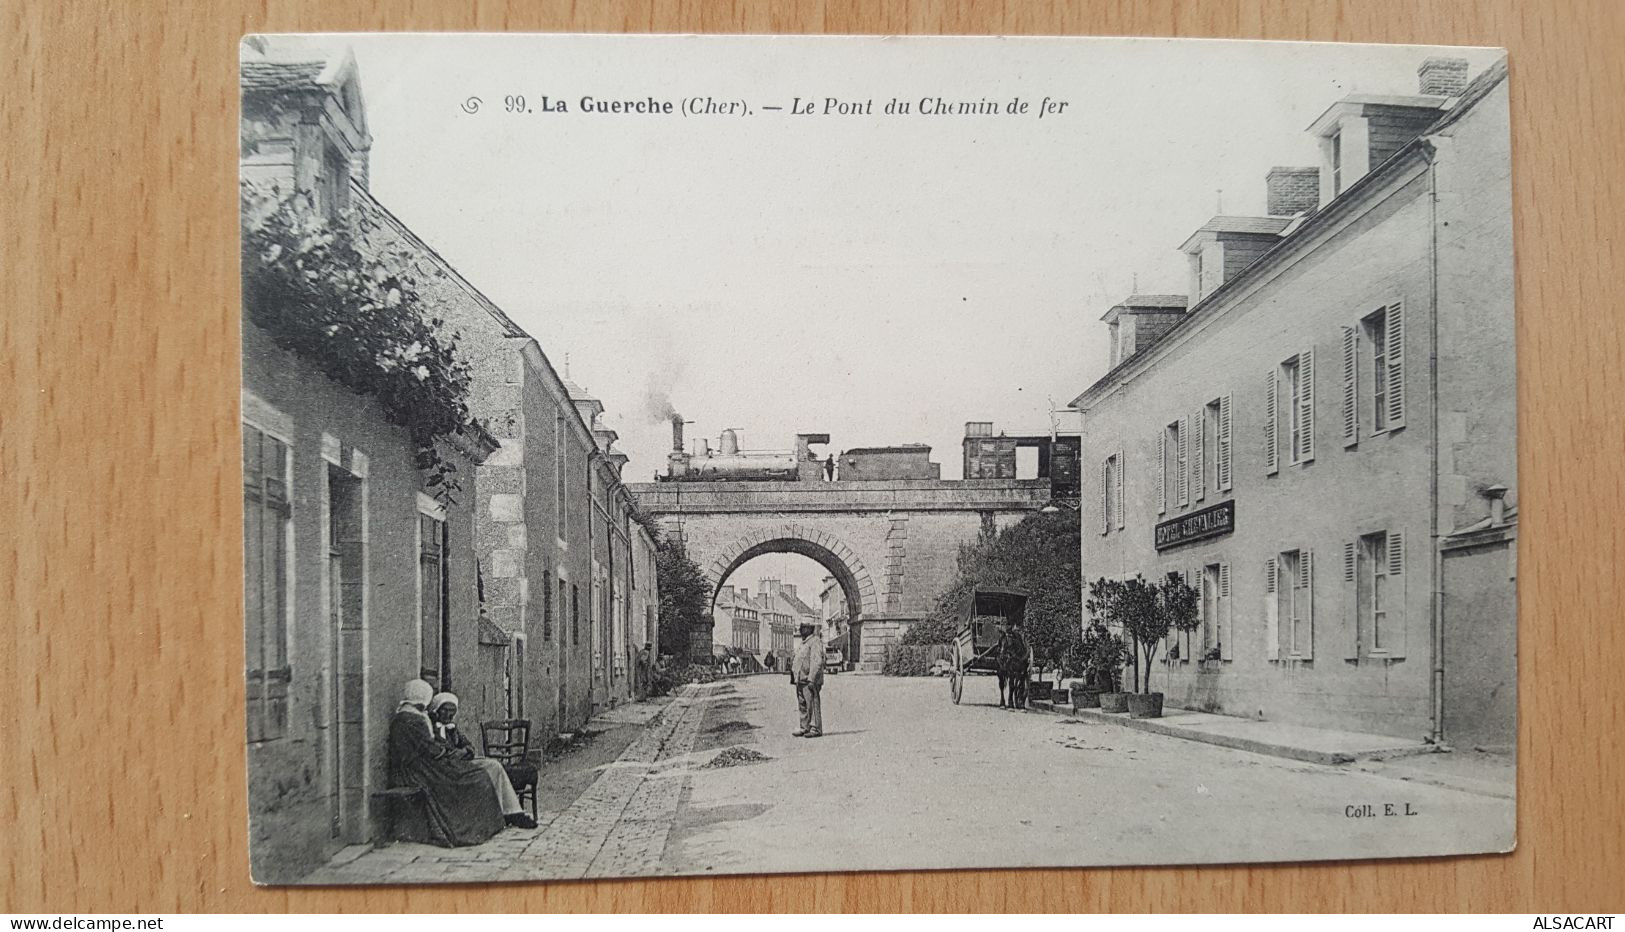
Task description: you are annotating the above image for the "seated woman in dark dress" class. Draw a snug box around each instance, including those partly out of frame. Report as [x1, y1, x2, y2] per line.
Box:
[387, 680, 535, 848]
[428, 691, 531, 826]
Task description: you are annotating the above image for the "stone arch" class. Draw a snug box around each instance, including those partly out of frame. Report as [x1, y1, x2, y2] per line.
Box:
[705, 522, 879, 622]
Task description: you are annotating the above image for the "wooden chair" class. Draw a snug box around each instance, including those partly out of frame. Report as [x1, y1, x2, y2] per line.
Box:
[480, 719, 538, 819]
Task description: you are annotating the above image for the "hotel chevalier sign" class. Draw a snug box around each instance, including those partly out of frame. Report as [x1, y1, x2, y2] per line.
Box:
[1154, 500, 1236, 550]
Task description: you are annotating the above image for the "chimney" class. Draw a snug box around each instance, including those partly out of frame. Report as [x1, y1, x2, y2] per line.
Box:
[670, 415, 685, 453]
[1266, 167, 1320, 216]
[1418, 57, 1470, 97]
[1482, 484, 1509, 526]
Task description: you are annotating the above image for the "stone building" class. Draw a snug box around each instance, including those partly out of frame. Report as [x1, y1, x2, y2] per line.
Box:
[241, 40, 499, 881]
[240, 38, 660, 879]
[713, 585, 764, 655]
[1070, 57, 1514, 744]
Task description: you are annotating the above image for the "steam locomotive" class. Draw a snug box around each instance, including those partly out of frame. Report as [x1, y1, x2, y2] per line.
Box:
[660, 415, 830, 482]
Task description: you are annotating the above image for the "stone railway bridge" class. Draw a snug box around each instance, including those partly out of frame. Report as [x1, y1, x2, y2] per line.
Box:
[624, 477, 1052, 667]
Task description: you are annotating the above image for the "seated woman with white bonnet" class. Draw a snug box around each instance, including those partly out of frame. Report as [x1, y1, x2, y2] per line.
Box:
[428, 691, 532, 827]
[387, 679, 537, 847]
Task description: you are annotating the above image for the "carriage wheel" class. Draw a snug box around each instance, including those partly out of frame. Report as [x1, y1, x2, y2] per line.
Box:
[951, 672, 964, 704]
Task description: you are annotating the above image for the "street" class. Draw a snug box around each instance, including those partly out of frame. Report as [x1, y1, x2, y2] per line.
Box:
[305, 674, 1514, 884]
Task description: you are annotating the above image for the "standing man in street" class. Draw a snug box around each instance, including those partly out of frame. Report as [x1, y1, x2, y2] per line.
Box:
[791, 621, 825, 738]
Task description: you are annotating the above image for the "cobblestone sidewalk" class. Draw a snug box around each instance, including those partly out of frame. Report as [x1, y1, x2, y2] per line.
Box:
[302, 685, 716, 885]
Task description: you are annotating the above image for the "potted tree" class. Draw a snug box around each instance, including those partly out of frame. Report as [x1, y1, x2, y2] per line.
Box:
[1073, 621, 1126, 711]
[1119, 574, 1173, 718]
[1088, 576, 1153, 713]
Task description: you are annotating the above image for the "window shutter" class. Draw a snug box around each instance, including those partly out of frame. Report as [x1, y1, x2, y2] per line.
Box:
[1388, 530, 1407, 659]
[1386, 301, 1405, 429]
[1299, 347, 1315, 463]
[1218, 562, 1233, 661]
[1264, 370, 1279, 475]
[1344, 540, 1360, 661]
[1300, 549, 1314, 659]
[1176, 416, 1190, 507]
[1264, 557, 1279, 661]
[1342, 540, 1358, 661]
[1164, 573, 1178, 663]
[1218, 393, 1233, 490]
[1191, 407, 1205, 502]
[1157, 429, 1167, 515]
[1194, 567, 1206, 652]
[1341, 326, 1359, 447]
[1099, 457, 1110, 536]
[1114, 447, 1125, 530]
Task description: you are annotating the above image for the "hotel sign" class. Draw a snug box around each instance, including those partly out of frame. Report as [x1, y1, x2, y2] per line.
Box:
[1154, 500, 1235, 551]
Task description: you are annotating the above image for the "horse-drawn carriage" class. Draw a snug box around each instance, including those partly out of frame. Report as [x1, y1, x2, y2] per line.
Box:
[946, 586, 1033, 708]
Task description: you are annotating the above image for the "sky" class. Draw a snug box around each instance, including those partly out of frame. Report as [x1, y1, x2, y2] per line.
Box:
[318, 35, 1500, 601]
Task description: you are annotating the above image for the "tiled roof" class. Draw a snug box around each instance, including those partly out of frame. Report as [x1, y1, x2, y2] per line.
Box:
[562, 376, 599, 401]
[241, 60, 326, 93]
[1423, 57, 1509, 136]
[1118, 294, 1188, 309]
[1191, 216, 1292, 236]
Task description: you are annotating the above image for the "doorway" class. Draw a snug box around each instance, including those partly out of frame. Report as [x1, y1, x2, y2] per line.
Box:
[326, 466, 367, 843]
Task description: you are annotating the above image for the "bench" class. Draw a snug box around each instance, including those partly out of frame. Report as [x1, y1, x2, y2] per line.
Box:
[372, 785, 427, 842]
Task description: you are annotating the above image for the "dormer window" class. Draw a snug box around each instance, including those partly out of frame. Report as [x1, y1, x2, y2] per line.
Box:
[1330, 132, 1344, 196]
[315, 143, 350, 218]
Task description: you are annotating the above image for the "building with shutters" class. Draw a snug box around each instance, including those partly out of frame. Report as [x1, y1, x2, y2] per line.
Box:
[1070, 56, 1514, 743]
[241, 38, 662, 880]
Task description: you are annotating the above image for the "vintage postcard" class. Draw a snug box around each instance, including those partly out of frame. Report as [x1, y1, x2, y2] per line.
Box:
[239, 33, 1516, 884]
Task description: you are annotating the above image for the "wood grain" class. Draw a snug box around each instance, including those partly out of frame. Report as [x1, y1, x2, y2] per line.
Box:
[3, 0, 1622, 913]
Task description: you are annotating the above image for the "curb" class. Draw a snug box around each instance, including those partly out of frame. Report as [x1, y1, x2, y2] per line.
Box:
[1029, 698, 1435, 767]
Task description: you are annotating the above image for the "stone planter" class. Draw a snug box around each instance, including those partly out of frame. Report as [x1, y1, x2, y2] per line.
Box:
[1028, 681, 1054, 702]
[1098, 691, 1129, 713]
[1127, 692, 1165, 719]
[1070, 686, 1101, 711]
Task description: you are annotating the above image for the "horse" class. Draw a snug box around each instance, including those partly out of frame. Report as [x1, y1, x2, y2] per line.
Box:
[995, 627, 1030, 710]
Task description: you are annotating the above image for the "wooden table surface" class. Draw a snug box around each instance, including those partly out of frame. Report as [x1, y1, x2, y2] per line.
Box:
[4, 0, 1622, 914]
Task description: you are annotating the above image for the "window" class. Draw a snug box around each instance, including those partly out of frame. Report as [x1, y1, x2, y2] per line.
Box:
[1363, 303, 1404, 432]
[1276, 549, 1314, 659]
[244, 425, 291, 742]
[1350, 530, 1405, 657]
[1157, 418, 1191, 513]
[555, 415, 568, 540]
[1363, 532, 1389, 652]
[418, 512, 447, 686]
[1368, 312, 1388, 430]
[1200, 562, 1232, 661]
[1277, 350, 1316, 468]
[572, 583, 581, 645]
[1284, 358, 1302, 464]
[1196, 398, 1228, 498]
[1331, 132, 1343, 196]
[315, 144, 350, 219]
[559, 577, 569, 646]
[542, 565, 553, 641]
[1100, 455, 1115, 535]
[511, 634, 526, 718]
[1098, 451, 1125, 535]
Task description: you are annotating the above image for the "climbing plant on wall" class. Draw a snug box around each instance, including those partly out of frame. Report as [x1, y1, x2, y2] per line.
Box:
[240, 183, 485, 497]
